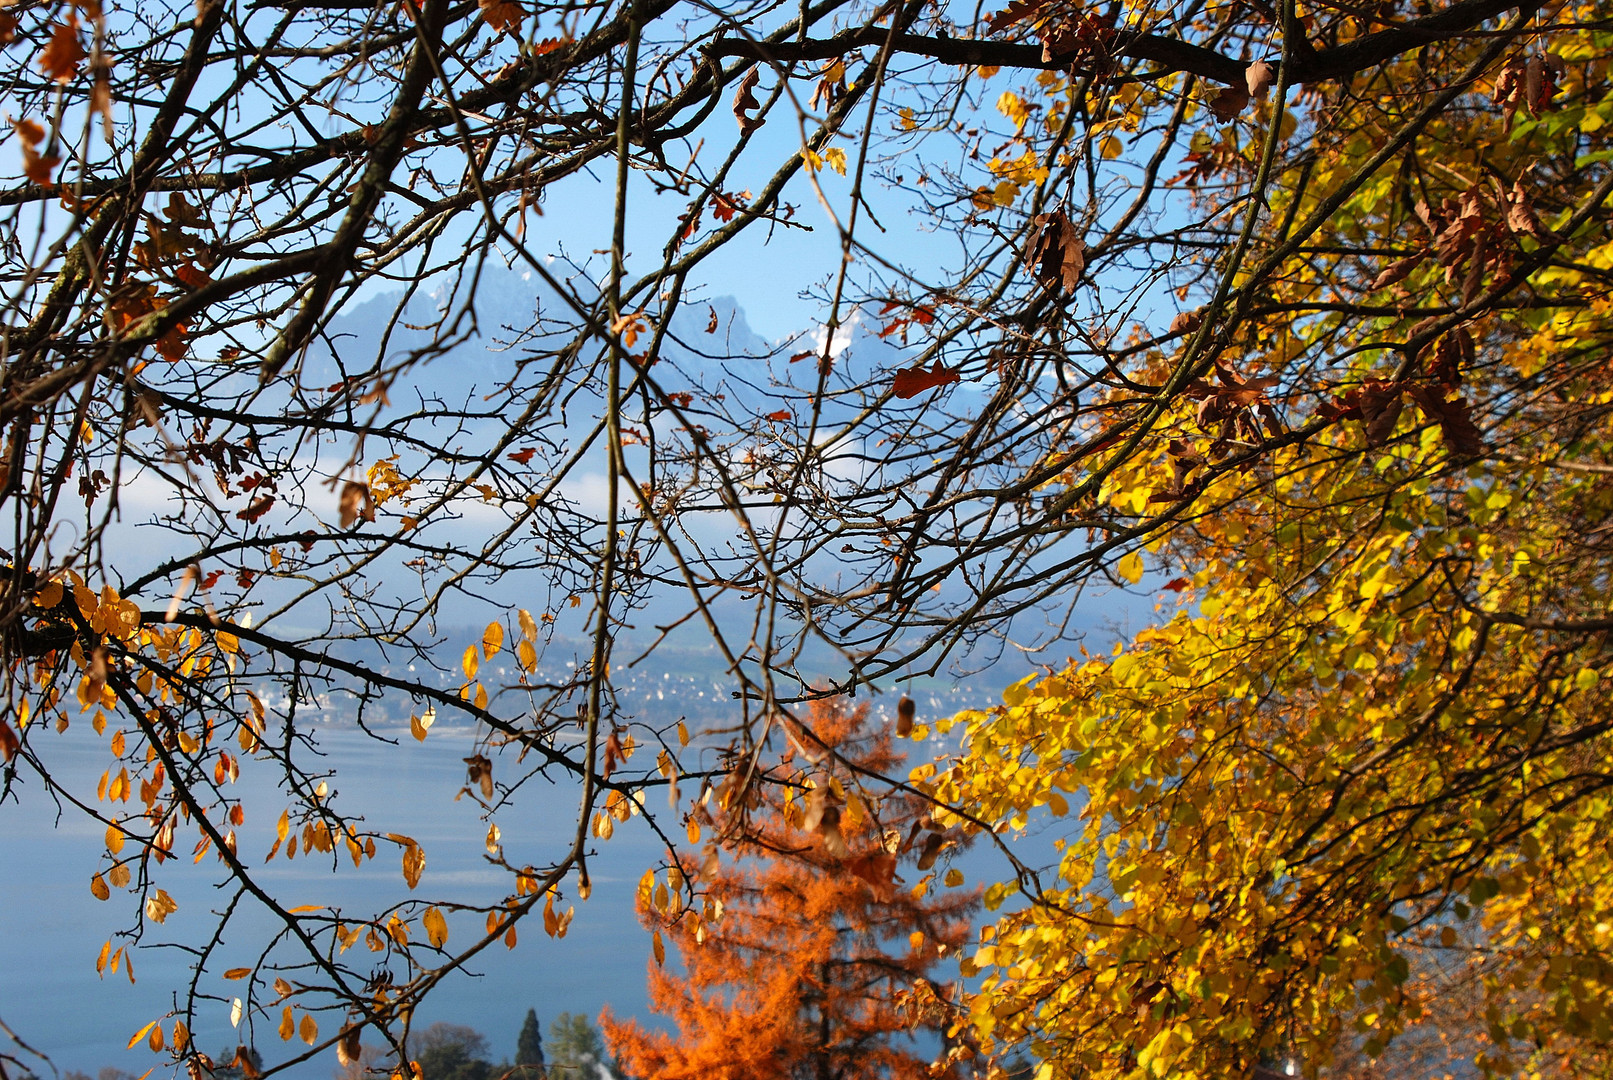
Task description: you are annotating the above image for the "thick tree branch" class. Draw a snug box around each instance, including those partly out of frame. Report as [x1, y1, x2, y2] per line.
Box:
[709, 0, 1527, 85]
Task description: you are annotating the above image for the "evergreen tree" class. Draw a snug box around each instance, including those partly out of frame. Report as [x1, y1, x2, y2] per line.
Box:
[514, 1010, 546, 1080]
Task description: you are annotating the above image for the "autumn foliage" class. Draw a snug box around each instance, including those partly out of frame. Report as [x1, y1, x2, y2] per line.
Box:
[603, 699, 979, 1080]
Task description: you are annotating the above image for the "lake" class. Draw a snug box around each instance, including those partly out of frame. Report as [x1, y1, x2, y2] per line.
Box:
[1, 711, 1032, 1080]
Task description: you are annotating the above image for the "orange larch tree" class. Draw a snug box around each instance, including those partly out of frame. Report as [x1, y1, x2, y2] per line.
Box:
[603, 698, 980, 1080]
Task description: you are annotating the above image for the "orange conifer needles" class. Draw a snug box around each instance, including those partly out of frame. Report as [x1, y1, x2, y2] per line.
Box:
[604, 698, 980, 1080]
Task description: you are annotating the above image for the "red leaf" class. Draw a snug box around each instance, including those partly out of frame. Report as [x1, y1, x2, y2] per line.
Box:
[891, 362, 960, 399]
[1162, 577, 1191, 593]
[766, 409, 792, 421]
[508, 447, 537, 465]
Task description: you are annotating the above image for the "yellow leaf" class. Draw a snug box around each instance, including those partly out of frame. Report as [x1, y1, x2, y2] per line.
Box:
[128, 1021, 159, 1050]
[518, 609, 538, 640]
[517, 638, 537, 673]
[652, 930, 665, 967]
[173, 1019, 189, 1053]
[423, 906, 449, 948]
[223, 967, 251, 980]
[34, 580, 63, 608]
[482, 621, 504, 658]
[677, 720, 689, 747]
[148, 1023, 164, 1053]
[1100, 134, 1124, 159]
[279, 1005, 294, 1041]
[462, 645, 479, 680]
[1117, 551, 1145, 584]
[411, 706, 435, 742]
[91, 873, 110, 900]
[401, 839, 425, 889]
[300, 1013, 318, 1045]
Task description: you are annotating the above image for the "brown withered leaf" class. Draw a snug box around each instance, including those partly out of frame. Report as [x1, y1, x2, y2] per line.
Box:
[915, 830, 946, 871]
[1358, 381, 1405, 447]
[336, 1026, 363, 1067]
[733, 68, 764, 136]
[1503, 180, 1556, 242]
[1245, 60, 1275, 102]
[1169, 310, 1201, 336]
[464, 754, 494, 798]
[38, 20, 84, 83]
[1409, 386, 1484, 456]
[602, 729, 624, 780]
[892, 362, 961, 399]
[478, 0, 523, 33]
[1368, 252, 1426, 291]
[986, 0, 1050, 34]
[338, 481, 373, 528]
[895, 695, 915, 737]
[1025, 208, 1084, 293]
[1208, 84, 1249, 121]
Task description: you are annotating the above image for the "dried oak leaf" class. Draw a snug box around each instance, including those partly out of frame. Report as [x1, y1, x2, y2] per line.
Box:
[1025, 207, 1084, 293]
[1358, 381, 1405, 447]
[478, 0, 524, 33]
[892, 362, 961, 398]
[1409, 386, 1484, 456]
[38, 20, 84, 83]
[986, 0, 1050, 34]
[733, 67, 764, 135]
